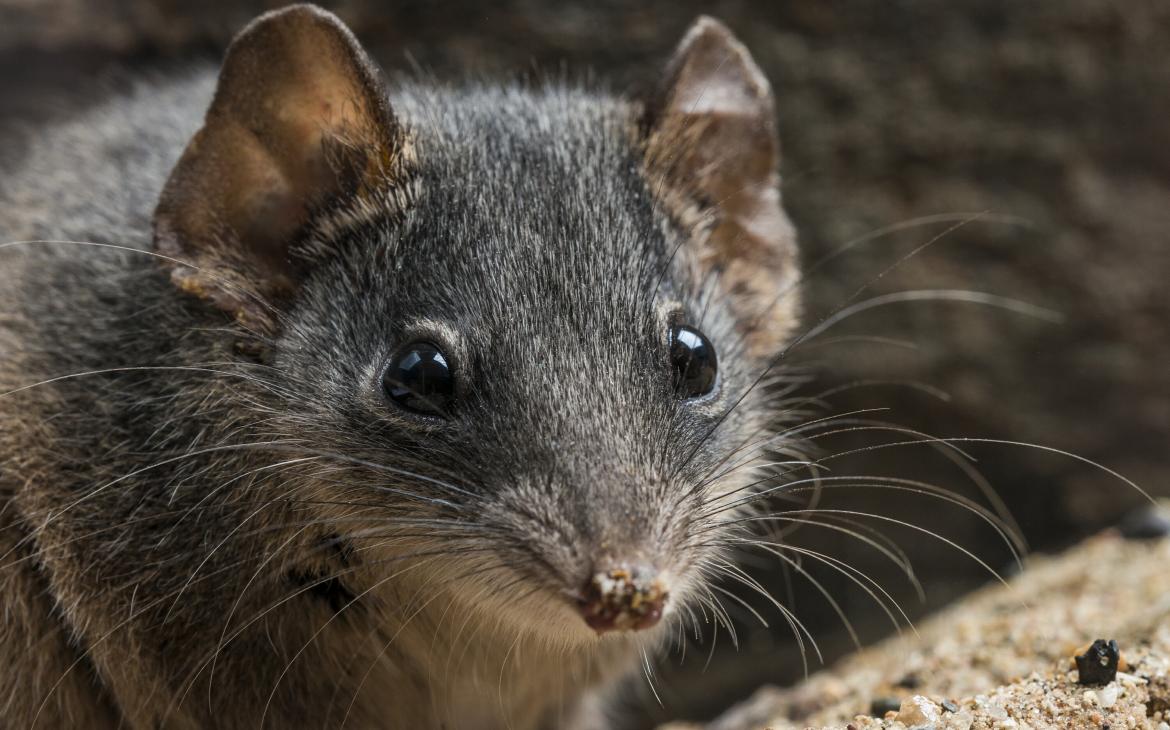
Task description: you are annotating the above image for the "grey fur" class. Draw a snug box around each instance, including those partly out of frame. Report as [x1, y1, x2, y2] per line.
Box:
[0, 12, 799, 729]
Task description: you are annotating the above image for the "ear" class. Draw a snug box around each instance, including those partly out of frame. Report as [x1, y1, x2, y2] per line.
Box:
[153, 4, 403, 329]
[644, 17, 798, 356]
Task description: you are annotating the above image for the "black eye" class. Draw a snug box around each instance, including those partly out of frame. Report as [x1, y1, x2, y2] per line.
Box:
[382, 342, 454, 417]
[670, 325, 718, 399]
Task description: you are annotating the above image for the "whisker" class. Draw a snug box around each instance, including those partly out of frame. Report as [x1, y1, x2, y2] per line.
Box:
[723, 508, 1012, 591]
[0, 239, 276, 319]
[0, 365, 296, 401]
[731, 541, 862, 650]
[742, 536, 915, 638]
[798, 289, 1061, 348]
[700, 500, 928, 596]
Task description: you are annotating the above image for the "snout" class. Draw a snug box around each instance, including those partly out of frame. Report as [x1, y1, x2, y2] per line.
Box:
[576, 565, 669, 634]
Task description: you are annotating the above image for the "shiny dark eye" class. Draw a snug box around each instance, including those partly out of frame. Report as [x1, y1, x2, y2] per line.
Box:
[382, 342, 454, 417]
[669, 325, 718, 399]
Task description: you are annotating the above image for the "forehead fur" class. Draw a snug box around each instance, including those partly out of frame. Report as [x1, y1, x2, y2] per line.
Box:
[286, 80, 759, 469]
[390, 83, 669, 302]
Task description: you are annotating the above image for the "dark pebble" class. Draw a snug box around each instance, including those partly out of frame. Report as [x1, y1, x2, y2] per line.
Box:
[1075, 639, 1121, 685]
[941, 699, 959, 713]
[870, 696, 901, 716]
[895, 672, 920, 689]
[1119, 506, 1170, 540]
[999, 558, 1024, 579]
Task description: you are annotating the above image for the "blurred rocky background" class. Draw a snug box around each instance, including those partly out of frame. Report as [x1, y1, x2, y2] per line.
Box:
[2, 1, 1167, 727]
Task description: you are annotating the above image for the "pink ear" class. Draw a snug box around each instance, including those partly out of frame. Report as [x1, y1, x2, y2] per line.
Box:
[645, 17, 799, 356]
[153, 4, 404, 329]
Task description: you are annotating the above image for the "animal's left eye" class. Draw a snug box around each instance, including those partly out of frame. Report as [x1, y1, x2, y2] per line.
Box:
[382, 342, 454, 417]
[669, 325, 718, 399]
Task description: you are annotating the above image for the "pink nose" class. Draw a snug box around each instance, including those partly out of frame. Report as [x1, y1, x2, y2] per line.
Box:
[577, 566, 669, 633]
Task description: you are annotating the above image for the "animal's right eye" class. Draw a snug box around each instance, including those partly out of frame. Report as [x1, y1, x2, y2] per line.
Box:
[382, 342, 454, 417]
[669, 325, 718, 399]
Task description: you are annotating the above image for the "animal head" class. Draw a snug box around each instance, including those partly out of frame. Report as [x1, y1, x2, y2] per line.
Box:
[154, 4, 800, 646]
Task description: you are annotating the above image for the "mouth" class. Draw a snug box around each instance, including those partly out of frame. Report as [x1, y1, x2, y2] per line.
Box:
[575, 567, 670, 634]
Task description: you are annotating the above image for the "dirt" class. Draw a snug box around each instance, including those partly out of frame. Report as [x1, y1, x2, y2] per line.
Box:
[662, 517, 1170, 729]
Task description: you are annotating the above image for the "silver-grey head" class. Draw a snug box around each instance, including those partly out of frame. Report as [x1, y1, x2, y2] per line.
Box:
[152, 4, 801, 644]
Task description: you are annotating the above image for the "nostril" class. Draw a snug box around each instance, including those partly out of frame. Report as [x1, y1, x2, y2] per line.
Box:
[576, 566, 669, 634]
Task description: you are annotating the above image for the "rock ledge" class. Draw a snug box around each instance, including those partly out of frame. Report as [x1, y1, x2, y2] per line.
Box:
[666, 520, 1170, 730]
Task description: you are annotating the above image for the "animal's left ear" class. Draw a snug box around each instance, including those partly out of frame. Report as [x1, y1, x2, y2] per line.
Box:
[644, 16, 798, 356]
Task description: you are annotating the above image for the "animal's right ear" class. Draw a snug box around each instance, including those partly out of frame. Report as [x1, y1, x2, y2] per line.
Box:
[153, 4, 405, 330]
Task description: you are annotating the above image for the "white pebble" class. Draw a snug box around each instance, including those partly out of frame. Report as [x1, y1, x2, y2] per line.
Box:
[975, 695, 1009, 720]
[1099, 684, 1119, 708]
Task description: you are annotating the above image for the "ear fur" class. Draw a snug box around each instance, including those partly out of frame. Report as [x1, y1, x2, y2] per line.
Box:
[153, 4, 403, 329]
[645, 16, 799, 356]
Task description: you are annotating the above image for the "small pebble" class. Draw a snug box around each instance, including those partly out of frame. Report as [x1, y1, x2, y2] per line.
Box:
[870, 696, 901, 716]
[941, 699, 959, 713]
[1076, 639, 1122, 685]
[897, 694, 941, 724]
[1100, 684, 1119, 708]
[975, 695, 1009, 721]
[1118, 505, 1170, 540]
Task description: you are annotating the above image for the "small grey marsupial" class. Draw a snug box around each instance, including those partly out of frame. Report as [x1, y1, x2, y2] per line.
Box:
[0, 5, 802, 728]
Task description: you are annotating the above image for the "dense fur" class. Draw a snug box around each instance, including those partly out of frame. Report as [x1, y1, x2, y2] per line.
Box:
[0, 7, 799, 728]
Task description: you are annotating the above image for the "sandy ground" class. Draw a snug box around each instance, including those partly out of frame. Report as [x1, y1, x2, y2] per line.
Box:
[663, 511, 1170, 729]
